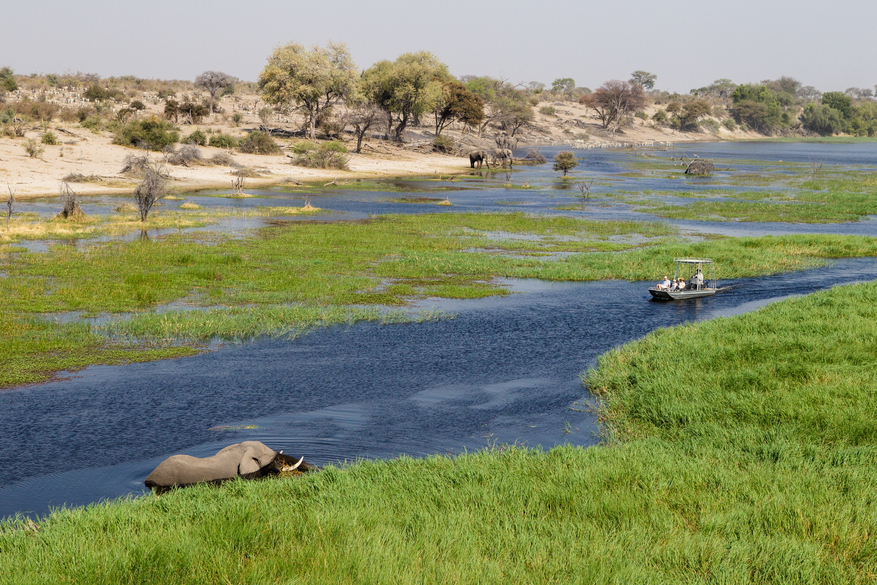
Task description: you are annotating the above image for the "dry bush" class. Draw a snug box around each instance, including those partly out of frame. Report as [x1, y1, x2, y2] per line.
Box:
[211, 151, 239, 167]
[62, 172, 103, 183]
[232, 167, 266, 178]
[166, 144, 207, 167]
[57, 183, 86, 220]
[134, 164, 168, 221]
[121, 154, 152, 176]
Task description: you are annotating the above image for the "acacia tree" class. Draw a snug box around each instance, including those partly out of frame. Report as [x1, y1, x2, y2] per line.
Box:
[580, 80, 646, 131]
[464, 76, 533, 137]
[432, 80, 484, 135]
[630, 71, 656, 90]
[361, 52, 450, 142]
[134, 162, 167, 221]
[0, 67, 17, 92]
[553, 151, 578, 176]
[258, 42, 358, 140]
[194, 71, 236, 114]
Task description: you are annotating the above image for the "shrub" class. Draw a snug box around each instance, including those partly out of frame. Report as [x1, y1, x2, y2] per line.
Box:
[129, 100, 146, 111]
[258, 107, 273, 124]
[23, 139, 45, 158]
[290, 140, 317, 154]
[231, 112, 243, 126]
[539, 106, 557, 116]
[635, 110, 648, 120]
[166, 144, 205, 166]
[525, 148, 547, 164]
[722, 118, 737, 131]
[185, 129, 207, 146]
[0, 107, 14, 124]
[62, 173, 102, 183]
[41, 131, 59, 145]
[701, 119, 721, 134]
[528, 96, 540, 106]
[113, 116, 179, 151]
[238, 130, 282, 155]
[293, 143, 349, 170]
[432, 135, 455, 154]
[211, 151, 238, 167]
[81, 115, 104, 132]
[209, 133, 240, 149]
[83, 85, 109, 102]
[652, 109, 667, 123]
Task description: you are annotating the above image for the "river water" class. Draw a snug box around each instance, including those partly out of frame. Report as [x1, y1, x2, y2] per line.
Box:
[1, 142, 876, 519]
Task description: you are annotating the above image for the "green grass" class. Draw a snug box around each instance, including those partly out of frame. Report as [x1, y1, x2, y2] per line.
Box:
[3, 281, 877, 583]
[3, 212, 877, 388]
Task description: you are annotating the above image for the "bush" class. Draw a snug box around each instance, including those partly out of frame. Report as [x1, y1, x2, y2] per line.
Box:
[539, 106, 557, 116]
[701, 119, 721, 134]
[432, 135, 455, 153]
[129, 100, 146, 111]
[208, 133, 240, 149]
[290, 140, 317, 154]
[258, 107, 273, 124]
[81, 115, 104, 132]
[292, 143, 349, 170]
[211, 151, 238, 167]
[231, 112, 243, 126]
[185, 129, 207, 146]
[722, 118, 737, 131]
[238, 130, 281, 155]
[524, 148, 547, 164]
[23, 139, 45, 158]
[652, 109, 667, 123]
[166, 144, 205, 166]
[113, 116, 180, 151]
[41, 131, 59, 145]
[83, 85, 109, 102]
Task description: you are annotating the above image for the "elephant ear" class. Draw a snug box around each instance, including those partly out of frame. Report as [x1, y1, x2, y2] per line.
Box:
[239, 447, 263, 476]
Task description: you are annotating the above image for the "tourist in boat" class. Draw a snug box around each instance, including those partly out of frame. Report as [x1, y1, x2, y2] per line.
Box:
[657, 275, 671, 290]
[669, 279, 678, 291]
[677, 277, 686, 290]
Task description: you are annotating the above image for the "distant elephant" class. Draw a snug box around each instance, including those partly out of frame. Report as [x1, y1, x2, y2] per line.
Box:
[491, 148, 513, 167]
[144, 441, 315, 492]
[468, 149, 489, 169]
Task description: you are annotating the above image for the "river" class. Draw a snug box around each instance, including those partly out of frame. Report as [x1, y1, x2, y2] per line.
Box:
[1, 141, 876, 519]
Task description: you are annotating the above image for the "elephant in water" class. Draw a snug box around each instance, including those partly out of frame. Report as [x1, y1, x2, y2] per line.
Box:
[491, 148, 513, 167]
[468, 149, 489, 169]
[144, 441, 314, 492]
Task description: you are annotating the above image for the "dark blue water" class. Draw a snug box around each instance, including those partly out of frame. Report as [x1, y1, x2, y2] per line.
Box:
[3, 258, 877, 519]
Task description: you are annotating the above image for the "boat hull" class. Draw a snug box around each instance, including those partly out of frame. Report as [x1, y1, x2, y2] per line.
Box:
[649, 288, 716, 300]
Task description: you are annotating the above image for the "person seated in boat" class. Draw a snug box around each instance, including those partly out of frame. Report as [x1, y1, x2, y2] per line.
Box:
[677, 277, 686, 290]
[656, 275, 671, 290]
[669, 278, 679, 291]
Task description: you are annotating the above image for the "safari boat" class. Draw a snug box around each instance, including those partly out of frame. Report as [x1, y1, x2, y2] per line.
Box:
[649, 258, 717, 300]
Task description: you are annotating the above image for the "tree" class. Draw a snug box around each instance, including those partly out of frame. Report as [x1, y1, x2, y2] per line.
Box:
[551, 78, 576, 95]
[822, 92, 854, 119]
[730, 84, 783, 133]
[580, 80, 646, 130]
[678, 100, 712, 131]
[800, 103, 846, 135]
[432, 80, 484, 135]
[194, 71, 236, 114]
[361, 52, 449, 142]
[0, 67, 17, 92]
[630, 71, 656, 90]
[258, 42, 358, 140]
[553, 151, 578, 176]
[133, 162, 167, 221]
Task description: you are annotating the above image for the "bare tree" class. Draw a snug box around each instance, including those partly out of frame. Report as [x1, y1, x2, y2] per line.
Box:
[344, 103, 382, 153]
[194, 71, 236, 114]
[58, 182, 85, 220]
[133, 162, 168, 221]
[580, 80, 647, 131]
[577, 179, 595, 206]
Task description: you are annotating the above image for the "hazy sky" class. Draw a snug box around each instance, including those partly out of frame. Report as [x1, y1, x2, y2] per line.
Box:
[4, 0, 876, 94]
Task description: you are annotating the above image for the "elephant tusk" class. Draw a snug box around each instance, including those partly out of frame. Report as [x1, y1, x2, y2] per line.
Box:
[290, 456, 304, 470]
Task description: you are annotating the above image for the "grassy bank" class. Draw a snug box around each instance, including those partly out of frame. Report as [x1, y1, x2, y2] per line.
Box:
[2, 280, 876, 583]
[3, 211, 877, 387]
